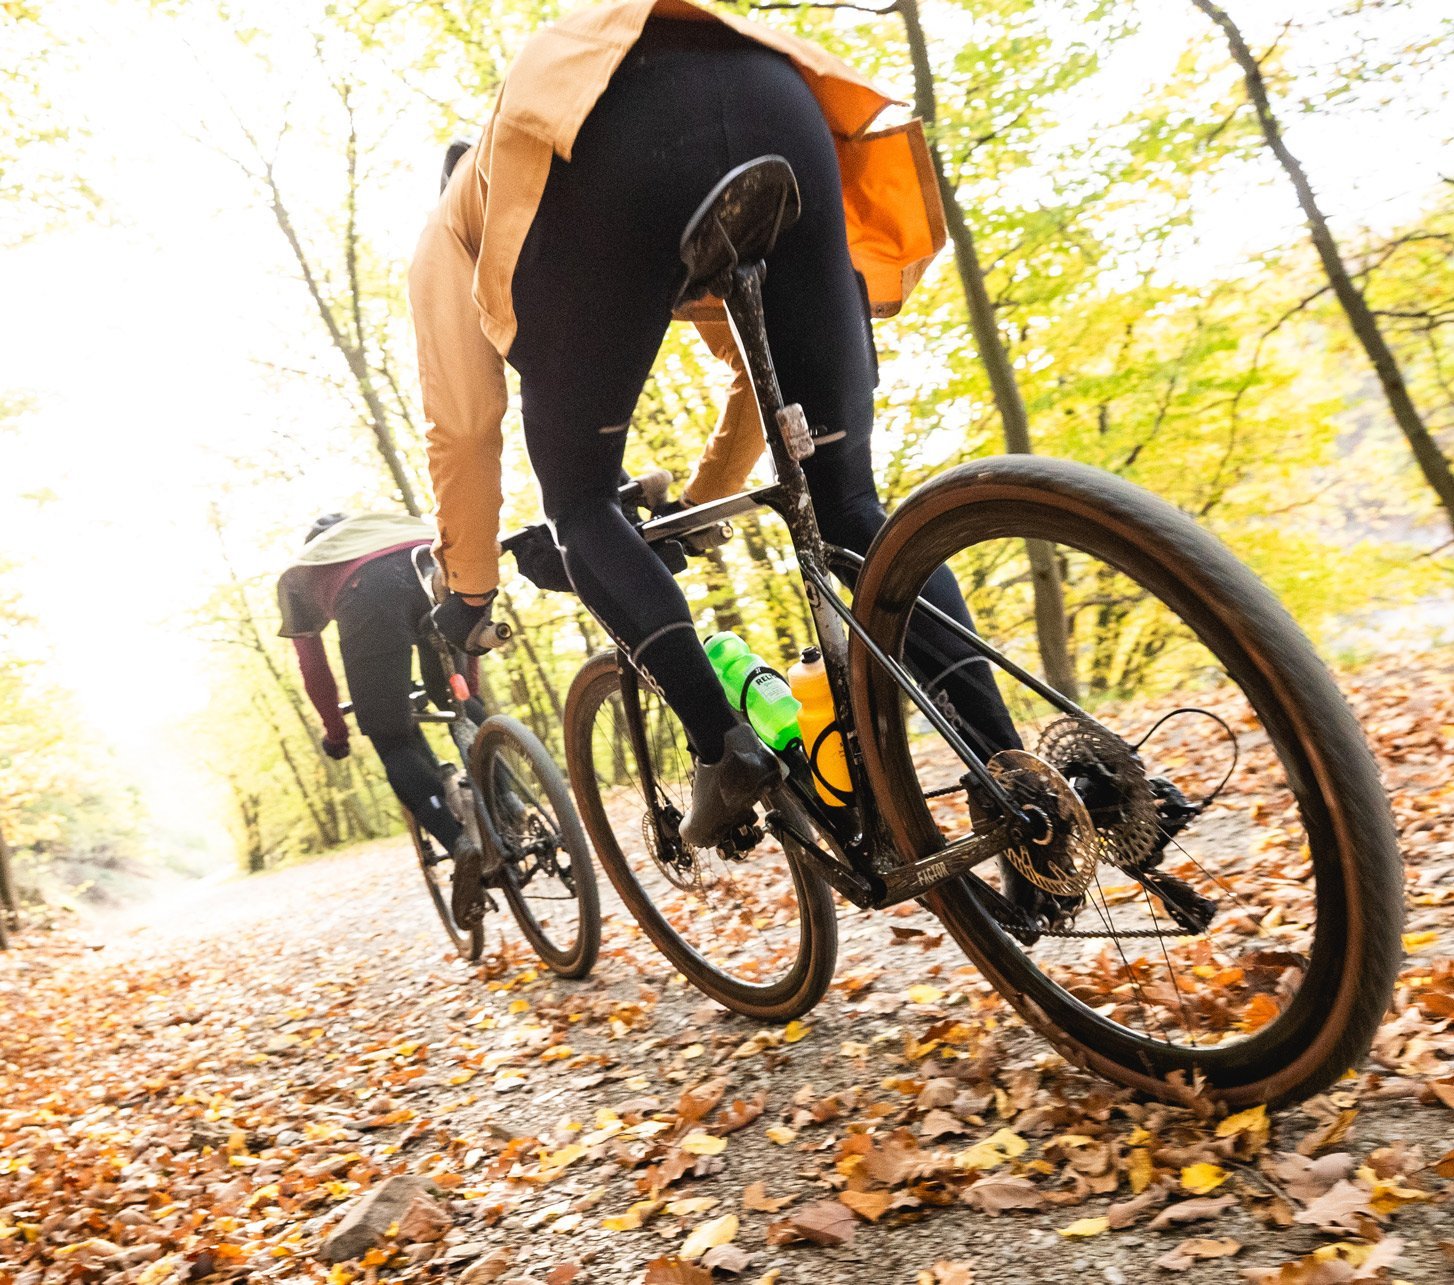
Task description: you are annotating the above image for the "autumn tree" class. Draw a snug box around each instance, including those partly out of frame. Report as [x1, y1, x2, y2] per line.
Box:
[0, 1, 97, 246]
[0, 824, 17, 948]
[1190, 0, 1454, 535]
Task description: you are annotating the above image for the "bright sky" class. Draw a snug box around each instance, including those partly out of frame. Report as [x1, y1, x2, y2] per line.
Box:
[0, 0, 444, 864]
[1, 0, 1450, 865]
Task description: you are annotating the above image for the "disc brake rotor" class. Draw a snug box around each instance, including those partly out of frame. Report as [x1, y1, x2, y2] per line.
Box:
[642, 809, 702, 891]
[1036, 717, 1159, 871]
[988, 749, 1099, 897]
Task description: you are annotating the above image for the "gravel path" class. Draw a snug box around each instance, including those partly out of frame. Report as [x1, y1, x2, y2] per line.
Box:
[4, 653, 1454, 1284]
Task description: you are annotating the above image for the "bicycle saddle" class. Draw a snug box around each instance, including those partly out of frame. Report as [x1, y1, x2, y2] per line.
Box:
[675, 156, 801, 308]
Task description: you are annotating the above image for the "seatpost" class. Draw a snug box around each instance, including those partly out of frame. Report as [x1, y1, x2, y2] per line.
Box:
[721, 264, 818, 528]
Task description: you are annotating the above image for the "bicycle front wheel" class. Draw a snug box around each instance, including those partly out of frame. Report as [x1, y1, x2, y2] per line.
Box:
[469, 716, 600, 979]
[564, 651, 837, 1020]
[851, 455, 1403, 1107]
[408, 805, 483, 963]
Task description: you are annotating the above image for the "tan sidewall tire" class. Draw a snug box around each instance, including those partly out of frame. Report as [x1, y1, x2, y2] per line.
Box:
[848, 457, 1403, 1106]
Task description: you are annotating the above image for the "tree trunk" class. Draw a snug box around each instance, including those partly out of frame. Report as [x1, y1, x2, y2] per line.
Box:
[1191, 0, 1454, 535]
[233, 784, 266, 873]
[739, 514, 806, 665]
[0, 824, 15, 948]
[895, 0, 1079, 699]
[264, 176, 425, 517]
[500, 601, 565, 735]
[254, 694, 337, 849]
[574, 609, 604, 658]
[699, 544, 747, 637]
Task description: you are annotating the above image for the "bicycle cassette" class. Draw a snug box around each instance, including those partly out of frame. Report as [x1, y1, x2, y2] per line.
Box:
[1036, 717, 1159, 872]
[987, 749, 1098, 898]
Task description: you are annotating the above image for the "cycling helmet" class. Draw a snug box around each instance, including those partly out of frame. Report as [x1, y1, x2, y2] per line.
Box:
[305, 512, 348, 544]
[441, 138, 472, 194]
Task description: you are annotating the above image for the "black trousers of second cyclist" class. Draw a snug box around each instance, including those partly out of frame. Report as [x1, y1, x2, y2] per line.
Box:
[508, 21, 1019, 763]
[337, 551, 486, 848]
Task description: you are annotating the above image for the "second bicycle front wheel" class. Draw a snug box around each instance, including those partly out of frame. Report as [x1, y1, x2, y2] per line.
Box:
[469, 716, 600, 979]
[565, 651, 837, 1020]
[851, 455, 1403, 1107]
[408, 803, 483, 963]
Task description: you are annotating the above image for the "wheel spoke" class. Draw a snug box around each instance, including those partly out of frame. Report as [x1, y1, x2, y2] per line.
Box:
[568, 658, 833, 1015]
[873, 505, 1377, 1075]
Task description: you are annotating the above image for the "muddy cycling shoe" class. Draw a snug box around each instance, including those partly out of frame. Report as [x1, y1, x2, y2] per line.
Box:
[450, 833, 487, 928]
[679, 723, 786, 850]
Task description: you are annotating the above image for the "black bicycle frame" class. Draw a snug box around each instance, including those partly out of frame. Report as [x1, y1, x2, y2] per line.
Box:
[600, 259, 1065, 911]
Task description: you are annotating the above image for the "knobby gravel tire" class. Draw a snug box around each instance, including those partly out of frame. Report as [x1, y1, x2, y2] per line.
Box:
[409, 808, 484, 963]
[470, 716, 601, 979]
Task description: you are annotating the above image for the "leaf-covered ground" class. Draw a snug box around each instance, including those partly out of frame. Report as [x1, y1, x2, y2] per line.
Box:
[4, 652, 1454, 1285]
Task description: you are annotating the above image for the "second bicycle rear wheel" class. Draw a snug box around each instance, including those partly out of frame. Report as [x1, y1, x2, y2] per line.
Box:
[470, 716, 600, 979]
[564, 651, 837, 1020]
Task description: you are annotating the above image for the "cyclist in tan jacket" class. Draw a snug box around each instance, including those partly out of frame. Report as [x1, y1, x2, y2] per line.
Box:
[411, 0, 1019, 846]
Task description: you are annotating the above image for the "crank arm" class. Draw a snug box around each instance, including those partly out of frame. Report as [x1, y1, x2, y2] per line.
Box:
[876, 823, 1012, 907]
[764, 809, 882, 909]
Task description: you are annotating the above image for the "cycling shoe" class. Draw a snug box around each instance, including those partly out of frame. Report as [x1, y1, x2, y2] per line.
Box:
[450, 832, 486, 928]
[679, 723, 785, 849]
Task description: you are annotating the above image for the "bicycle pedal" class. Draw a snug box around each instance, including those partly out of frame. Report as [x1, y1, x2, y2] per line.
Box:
[723, 819, 764, 854]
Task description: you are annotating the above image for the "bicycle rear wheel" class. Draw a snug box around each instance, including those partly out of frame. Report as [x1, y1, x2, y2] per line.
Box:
[470, 716, 600, 978]
[851, 456, 1403, 1106]
[408, 800, 484, 963]
[564, 651, 837, 1020]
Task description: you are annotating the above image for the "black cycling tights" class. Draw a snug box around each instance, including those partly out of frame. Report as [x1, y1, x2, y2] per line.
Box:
[509, 19, 1019, 763]
[338, 552, 488, 850]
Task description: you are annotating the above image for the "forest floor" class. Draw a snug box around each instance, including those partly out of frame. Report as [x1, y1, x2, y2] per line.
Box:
[4, 652, 1454, 1285]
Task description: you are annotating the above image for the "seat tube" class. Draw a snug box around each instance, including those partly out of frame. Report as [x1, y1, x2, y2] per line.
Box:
[722, 265, 855, 751]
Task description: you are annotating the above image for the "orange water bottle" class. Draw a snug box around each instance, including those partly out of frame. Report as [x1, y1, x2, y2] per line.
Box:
[788, 647, 851, 807]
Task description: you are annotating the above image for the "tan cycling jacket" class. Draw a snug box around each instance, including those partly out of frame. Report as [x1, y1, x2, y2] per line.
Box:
[409, 0, 946, 597]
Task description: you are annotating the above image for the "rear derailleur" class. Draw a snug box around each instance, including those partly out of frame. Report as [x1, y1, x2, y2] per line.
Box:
[975, 765, 1216, 939]
[1131, 777, 1215, 934]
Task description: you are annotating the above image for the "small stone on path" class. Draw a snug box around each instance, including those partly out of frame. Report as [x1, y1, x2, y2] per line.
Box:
[321, 1174, 429, 1263]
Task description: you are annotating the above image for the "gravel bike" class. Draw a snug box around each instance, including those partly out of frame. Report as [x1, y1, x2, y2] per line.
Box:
[555, 156, 1403, 1106]
[343, 551, 600, 977]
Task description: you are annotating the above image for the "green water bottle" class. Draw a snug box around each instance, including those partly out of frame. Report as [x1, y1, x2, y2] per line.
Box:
[703, 631, 802, 751]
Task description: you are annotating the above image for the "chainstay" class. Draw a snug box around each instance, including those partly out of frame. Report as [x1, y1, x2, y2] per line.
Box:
[924, 783, 1187, 939]
[925, 785, 1193, 941]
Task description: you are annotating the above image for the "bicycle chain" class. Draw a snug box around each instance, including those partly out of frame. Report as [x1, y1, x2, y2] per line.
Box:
[922, 779, 1186, 941]
[1040, 923, 1183, 940]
